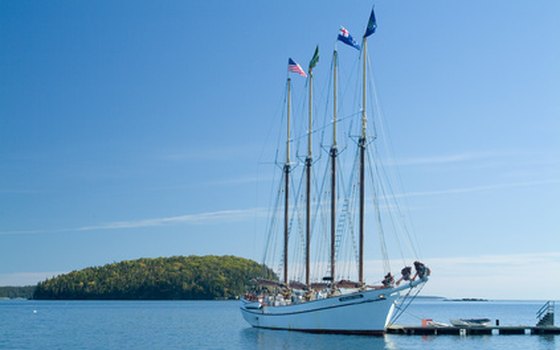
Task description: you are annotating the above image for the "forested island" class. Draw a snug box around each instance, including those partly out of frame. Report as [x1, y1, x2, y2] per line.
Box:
[0, 286, 35, 299]
[33, 255, 275, 300]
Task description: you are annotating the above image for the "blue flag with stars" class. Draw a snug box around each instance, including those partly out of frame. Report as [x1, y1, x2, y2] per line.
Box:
[364, 8, 377, 38]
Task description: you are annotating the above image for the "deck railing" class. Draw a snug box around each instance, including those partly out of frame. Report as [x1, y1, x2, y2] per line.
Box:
[536, 300, 555, 325]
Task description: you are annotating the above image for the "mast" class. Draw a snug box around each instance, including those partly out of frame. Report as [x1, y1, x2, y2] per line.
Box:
[330, 50, 338, 284]
[284, 77, 291, 285]
[305, 68, 313, 287]
[358, 38, 367, 284]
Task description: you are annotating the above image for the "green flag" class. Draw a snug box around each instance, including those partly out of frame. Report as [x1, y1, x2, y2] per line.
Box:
[308, 45, 319, 72]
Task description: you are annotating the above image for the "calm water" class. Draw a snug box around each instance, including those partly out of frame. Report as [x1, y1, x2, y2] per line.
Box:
[0, 299, 557, 350]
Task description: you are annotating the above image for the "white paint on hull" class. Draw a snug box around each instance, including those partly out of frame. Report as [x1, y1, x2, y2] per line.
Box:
[241, 289, 395, 333]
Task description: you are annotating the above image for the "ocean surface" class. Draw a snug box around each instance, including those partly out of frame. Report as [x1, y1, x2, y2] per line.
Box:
[0, 299, 557, 350]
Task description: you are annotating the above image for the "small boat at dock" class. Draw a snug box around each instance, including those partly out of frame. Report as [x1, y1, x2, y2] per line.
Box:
[450, 318, 492, 327]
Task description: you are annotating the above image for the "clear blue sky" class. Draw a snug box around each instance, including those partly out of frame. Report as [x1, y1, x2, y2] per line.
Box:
[1, 1, 559, 299]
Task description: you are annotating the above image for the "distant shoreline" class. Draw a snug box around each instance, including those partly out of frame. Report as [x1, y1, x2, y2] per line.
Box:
[0, 286, 35, 299]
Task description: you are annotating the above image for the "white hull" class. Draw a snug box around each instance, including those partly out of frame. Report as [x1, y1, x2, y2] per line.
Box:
[240, 279, 426, 334]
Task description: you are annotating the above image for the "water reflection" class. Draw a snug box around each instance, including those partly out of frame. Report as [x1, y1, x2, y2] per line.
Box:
[537, 334, 556, 348]
[240, 327, 389, 350]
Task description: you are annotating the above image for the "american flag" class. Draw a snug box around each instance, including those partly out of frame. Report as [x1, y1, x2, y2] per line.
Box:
[288, 58, 307, 78]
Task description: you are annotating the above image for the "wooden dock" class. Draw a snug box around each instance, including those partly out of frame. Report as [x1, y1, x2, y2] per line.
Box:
[387, 300, 558, 336]
[387, 325, 560, 336]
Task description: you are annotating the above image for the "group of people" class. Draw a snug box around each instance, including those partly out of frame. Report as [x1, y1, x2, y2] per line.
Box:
[379, 261, 430, 288]
[244, 261, 430, 304]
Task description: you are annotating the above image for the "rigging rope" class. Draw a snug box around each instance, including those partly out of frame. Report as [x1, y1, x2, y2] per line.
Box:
[366, 51, 421, 262]
[388, 283, 426, 326]
[366, 146, 391, 274]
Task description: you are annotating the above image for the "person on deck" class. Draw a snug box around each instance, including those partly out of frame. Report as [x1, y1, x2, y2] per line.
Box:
[412, 261, 430, 280]
[395, 266, 412, 286]
[382, 272, 394, 288]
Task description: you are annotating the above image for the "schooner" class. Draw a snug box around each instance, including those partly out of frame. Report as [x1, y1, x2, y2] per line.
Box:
[240, 7, 430, 334]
